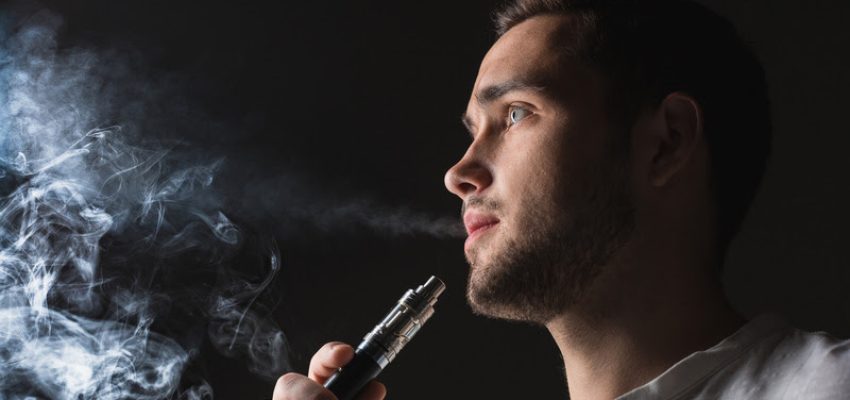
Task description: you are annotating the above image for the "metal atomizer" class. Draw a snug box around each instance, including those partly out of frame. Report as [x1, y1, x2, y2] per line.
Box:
[324, 276, 445, 400]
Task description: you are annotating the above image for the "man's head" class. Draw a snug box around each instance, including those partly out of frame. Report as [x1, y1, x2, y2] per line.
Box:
[444, 0, 771, 323]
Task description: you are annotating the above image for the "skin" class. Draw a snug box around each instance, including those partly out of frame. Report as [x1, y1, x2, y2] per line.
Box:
[274, 13, 744, 400]
[453, 13, 635, 324]
[445, 15, 744, 400]
[272, 342, 386, 400]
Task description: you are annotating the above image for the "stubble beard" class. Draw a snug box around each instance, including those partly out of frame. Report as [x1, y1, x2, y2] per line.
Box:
[465, 162, 635, 325]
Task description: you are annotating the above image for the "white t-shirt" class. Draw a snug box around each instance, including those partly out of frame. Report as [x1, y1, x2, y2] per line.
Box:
[618, 314, 850, 400]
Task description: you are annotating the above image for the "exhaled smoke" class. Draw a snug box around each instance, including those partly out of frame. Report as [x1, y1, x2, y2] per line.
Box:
[295, 197, 464, 237]
[0, 9, 289, 399]
[245, 176, 465, 239]
[0, 3, 463, 399]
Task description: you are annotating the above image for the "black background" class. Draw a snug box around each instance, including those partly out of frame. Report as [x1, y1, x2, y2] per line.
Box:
[15, 0, 850, 399]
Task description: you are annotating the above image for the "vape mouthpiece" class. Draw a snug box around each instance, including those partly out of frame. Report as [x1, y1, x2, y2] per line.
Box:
[323, 276, 445, 400]
[420, 275, 447, 300]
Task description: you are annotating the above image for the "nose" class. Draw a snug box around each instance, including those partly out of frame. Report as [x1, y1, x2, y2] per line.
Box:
[444, 145, 493, 199]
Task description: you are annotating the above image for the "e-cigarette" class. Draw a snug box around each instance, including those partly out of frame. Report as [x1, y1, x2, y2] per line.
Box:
[323, 276, 445, 400]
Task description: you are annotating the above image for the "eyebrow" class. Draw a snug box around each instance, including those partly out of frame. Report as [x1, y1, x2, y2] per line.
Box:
[476, 80, 546, 106]
[460, 79, 547, 135]
[461, 113, 475, 136]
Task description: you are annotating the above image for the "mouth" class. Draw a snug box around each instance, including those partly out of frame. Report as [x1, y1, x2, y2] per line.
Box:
[463, 212, 500, 250]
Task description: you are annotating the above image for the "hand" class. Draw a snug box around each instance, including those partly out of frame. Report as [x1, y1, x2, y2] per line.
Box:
[272, 341, 387, 400]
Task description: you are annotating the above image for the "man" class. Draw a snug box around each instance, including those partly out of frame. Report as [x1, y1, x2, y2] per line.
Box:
[274, 0, 850, 399]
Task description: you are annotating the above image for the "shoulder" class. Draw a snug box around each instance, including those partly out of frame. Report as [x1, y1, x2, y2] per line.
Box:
[619, 315, 850, 400]
[782, 328, 850, 376]
[747, 325, 850, 399]
[689, 316, 850, 399]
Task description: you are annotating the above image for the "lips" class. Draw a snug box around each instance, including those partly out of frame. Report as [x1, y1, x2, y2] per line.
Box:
[463, 212, 500, 247]
[463, 213, 499, 235]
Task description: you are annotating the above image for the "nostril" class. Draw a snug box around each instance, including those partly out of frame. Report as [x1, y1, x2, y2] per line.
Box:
[459, 181, 478, 195]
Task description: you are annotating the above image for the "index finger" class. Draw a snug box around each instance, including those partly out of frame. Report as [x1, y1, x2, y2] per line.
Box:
[308, 341, 355, 383]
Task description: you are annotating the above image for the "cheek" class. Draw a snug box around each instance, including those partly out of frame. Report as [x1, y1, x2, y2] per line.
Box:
[500, 137, 565, 221]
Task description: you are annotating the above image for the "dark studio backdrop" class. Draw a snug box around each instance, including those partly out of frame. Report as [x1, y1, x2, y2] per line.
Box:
[4, 0, 850, 399]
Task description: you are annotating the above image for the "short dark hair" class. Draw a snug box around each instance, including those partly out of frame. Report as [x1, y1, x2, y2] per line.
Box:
[495, 0, 772, 261]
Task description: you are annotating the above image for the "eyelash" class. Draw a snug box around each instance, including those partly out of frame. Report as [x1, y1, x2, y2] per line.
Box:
[465, 104, 533, 140]
[507, 105, 531, 127]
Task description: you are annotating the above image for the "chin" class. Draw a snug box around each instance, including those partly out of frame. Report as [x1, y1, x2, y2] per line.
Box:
[462, 224, 599, 324]
[464, 247, 555, 323]
[466, 280, 553, 323]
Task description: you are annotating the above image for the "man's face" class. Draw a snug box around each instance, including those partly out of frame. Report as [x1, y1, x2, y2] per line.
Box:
[444, 15, 635, 323]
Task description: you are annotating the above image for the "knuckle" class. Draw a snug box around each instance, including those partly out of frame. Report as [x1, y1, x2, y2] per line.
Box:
[278, 372, 299, 386]
[274, 372, 330, 400]
[276, 372, 304, 392]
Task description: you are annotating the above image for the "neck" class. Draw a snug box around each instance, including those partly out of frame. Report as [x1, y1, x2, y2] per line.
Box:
[544, 243, 745, 400]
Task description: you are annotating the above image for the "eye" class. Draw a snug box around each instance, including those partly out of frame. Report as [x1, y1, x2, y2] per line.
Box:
[508, 106, 531, 126]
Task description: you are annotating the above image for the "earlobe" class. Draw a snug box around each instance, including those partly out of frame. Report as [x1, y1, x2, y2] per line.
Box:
[648, 92, 703, 187]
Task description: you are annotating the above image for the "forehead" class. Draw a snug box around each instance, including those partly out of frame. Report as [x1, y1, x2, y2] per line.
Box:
[473, 14, 580, 95]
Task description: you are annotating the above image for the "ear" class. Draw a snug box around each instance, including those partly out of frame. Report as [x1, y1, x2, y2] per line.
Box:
[639, 92, 704, 188]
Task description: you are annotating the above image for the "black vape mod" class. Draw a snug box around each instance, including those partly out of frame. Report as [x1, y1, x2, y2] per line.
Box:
[323, 276, 445, 400]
